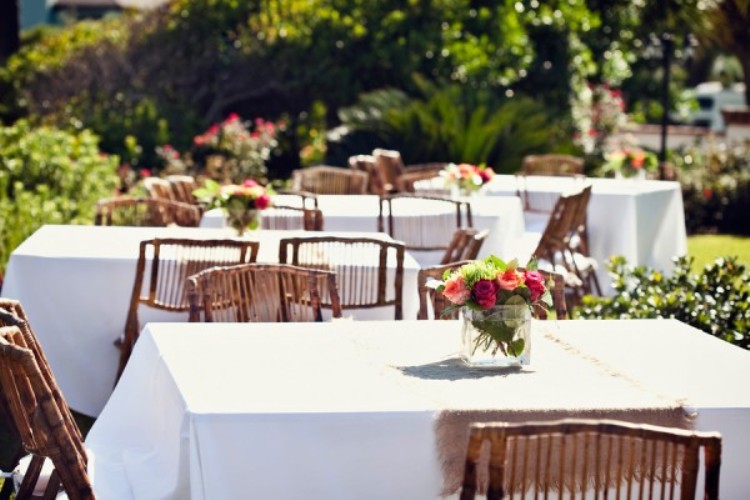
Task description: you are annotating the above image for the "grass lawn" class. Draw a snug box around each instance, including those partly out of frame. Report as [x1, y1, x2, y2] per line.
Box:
[687, 234, 750, 271]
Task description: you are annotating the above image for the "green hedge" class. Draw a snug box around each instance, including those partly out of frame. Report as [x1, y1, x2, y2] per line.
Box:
[574, 255, 750, 350]
[0, 120, 118, 271]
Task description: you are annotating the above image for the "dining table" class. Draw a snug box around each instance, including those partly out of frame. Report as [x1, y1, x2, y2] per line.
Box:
[85, 319, 750, 499]
[414, 175, 688, 291]
[1, 224, 420, 416]
[200, 194, 526, 267]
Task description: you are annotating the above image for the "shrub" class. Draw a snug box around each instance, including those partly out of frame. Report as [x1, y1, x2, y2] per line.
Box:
[331, 80, 573, 172]
[0, 120, 118, 271]
[574, 255, 750, 350]
[674, 140, 750, 235]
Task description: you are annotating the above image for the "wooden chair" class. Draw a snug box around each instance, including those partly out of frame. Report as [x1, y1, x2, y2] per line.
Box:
[275, 189, 319, 209]
[378, 194, 473, 252]
[440, 228, 489, 264]
[187, 263, 342, 322]
[261, 205, 324, 231]
[520, 154, 585, 176]
[166, 175, 198, 205]
[142, 177, 175, 201]
[116, 238, 260, 381]
[416, 264, 567, 320]
[0, 323, 94, 499]
[565, 184, 602, 297]
[417, 260, 472, 320]
[279, 236, 406, 320]
[460, 419, 721, 500]
[95, 196, 201, 227]
[394, 167, 445, 193]
[517, 155, 585, 215]
[530, 185, 598, 306]
[372, 148, 405, 191]
[291, 166, 368, 195]
[349, 154, 389, 195]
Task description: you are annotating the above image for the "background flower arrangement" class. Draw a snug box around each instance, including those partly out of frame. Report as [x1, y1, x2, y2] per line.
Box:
[440, 163, 495, 196]
[436, 256, 553, 360]
[603, 146, 658, 178]
[193, 178, 273, 233]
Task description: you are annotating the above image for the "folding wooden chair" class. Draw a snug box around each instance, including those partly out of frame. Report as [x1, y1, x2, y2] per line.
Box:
[116, 238, 259, 382]
[0, 320, 94, 499]
[95, 196, 201, 227]
[260, 206, 324, 231]
[460, 419, 721, 500]
[188, 263, 342, 322]
[291, 166, 369, 194]
[279, 236, 405, 320]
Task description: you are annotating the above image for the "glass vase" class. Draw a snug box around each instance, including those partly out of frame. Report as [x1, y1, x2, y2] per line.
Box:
[461, 304, 531, 368]
[226, 208, 259, 236]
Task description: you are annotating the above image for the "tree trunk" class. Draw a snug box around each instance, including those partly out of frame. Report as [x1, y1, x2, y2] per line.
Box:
[0, 0, 20, 62]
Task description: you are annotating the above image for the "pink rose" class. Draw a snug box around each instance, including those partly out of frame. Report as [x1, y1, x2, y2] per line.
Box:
[472, 279, 498, 309]
[243, 179, 259, 188]
[442, 275, 471, 305]
[496, 269, 524, 291]
[254, 193, 271, 210]
[524, 270, 546, 302]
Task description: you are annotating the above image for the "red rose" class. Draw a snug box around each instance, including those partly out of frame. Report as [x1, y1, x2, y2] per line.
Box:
[478, 167, 494, 183]
[255, 193, 271, 210]
[524, 270, 546, 302]
[472, 279, 498, 309]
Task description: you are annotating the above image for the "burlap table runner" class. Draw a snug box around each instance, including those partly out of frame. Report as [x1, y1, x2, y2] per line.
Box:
[364, 323, 694, 496]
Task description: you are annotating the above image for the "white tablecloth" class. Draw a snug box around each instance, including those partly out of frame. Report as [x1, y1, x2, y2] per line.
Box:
[415, 175, 688, 290]
[86, 319, 750, 499]
[1, 225, 420, 416]
[201, 194, 526, 266]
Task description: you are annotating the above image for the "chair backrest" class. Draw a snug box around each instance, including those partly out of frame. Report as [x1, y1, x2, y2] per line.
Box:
[143, 177, 175, 201]
[275, 189, 320, 209]
[0, 324, 94, 499]
[440, 228, 489, 264]
[187, 263, 342, 323]
[166, 175, 198, 205]
[372, 148, 405, 187]
[279, 236, 406, 320]
[261, 205, 324, 231]
[95, 196, 201, 227]
[117, 238, 260, 381]
[416, 265, 567, 320]
[521, 154, 585, 176]
[417, 260, 473, 320]
[394, 169, 443, 193]
[531, 188, 586, 263]
[378, 194, 473, 251]
[291, 166, 369, 195]
[460, 419, 721, 500]
[349, 154, 389, 195]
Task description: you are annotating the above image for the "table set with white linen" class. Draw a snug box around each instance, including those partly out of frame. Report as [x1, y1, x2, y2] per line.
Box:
[1, 224, 419, 416]
[201, 194, 527, 266]
[85, 319, 750, 499]
[414, 175, 688, 289]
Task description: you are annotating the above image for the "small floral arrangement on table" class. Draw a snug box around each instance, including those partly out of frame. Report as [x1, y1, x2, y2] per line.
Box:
[193, 178, 273, 234]
[440, 163, 495, 196]
[435, 256, 553, 364]
[603, 147, 658, 179]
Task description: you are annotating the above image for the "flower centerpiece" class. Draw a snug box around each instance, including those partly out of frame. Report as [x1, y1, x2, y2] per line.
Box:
[436, 256, 553, 368]
[193, 179, 273, 235]
[603, 147, 658, 179]
[440, 163, 495, 198]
